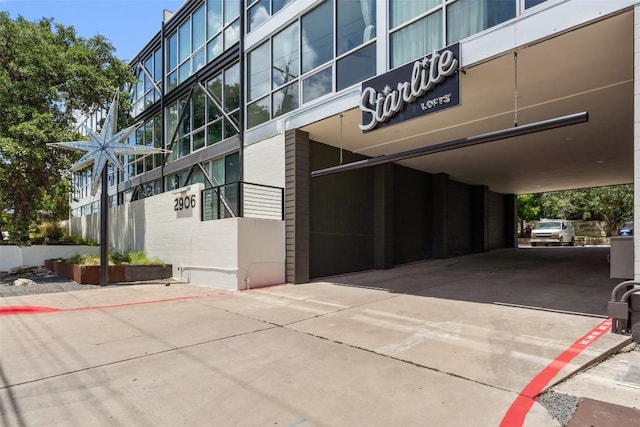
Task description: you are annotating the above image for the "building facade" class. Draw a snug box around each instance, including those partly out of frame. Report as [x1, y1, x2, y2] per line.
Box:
[69, 0, 640, 289]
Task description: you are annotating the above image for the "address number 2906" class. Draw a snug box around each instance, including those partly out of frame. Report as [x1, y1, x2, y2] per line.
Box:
[174, 195, 196, 211]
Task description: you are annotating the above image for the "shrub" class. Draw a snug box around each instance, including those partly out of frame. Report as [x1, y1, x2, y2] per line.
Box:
[34, 222, 65, 241]
[64, 251, 164, 265]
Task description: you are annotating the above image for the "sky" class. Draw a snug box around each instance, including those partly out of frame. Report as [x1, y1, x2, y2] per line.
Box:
[1, 0, 186, 62]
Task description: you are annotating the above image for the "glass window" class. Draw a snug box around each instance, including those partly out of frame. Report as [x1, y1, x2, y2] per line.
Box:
[273, 82, 299, 118]
[447, 0, 516, 44]
[224, 19, 240, 49]
[248, 41, 270, 101]
[167, 102, 179, 140]
[189, 167, 205, 186]
[145, 153, 154, 171]
[336, 43, 375, 90]
[302, 67, 332, 103]
[153, 48, 162, 82]
[135, 69, 144, 98]
[225, 112, 239, 137]
[390, 0, 440, 29]
[192, 4, 206, 51]
[178, 136, 190, 157]
[390, 11, 442, 68]
[301, 0, 333, 74]
[225, 152, 240, 182]
[526, 0, 548, 8]
[153, 115, 161, 148]
[168, 71, 178, 92]
[193, 129, 206, 151]
[193, 48, 205, 72]
[179, 97, 191, 138]
[207, 0, 223, 38]
[246, 0, 294, 33]
[193, 90, 206, 130]
[178, 20, 191, 63]
[208, 120, 223, 146]
[248, 0, 269, 32]
[167, 32, 177, 71]
[208, 35, 222, 61]
[224, 63, 240, 111]
[210, 157, 224, 185]
[207, 73, 223, 116]
[247, 96, 270, 128]
[224, 0, 240, 25]
[272, 23, 299, 89]
[179, 61, 191, 84]
[337, 0, 376, 56]
[168, 170, 189, 190]
[144, 56, 153, 88]
[272, 0, 292, 14]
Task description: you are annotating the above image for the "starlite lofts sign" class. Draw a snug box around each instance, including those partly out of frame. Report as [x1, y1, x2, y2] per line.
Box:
[359, 43, 460, 132]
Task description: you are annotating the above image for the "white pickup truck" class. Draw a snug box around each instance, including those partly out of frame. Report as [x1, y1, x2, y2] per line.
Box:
[530, 219, 575, 246]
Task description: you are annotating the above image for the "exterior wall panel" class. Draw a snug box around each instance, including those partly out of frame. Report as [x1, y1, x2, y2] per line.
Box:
[393, 165, 430, 264]
[488, 191, 506, 250]
[285, 130, 310, 283]
[67, 183, 285, 290]
[244, 133, 286, 187]
[309, 141, 374, 278]
[447, 180, 472, 256]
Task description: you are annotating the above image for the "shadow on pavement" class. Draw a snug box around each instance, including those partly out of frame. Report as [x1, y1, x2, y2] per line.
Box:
[321, 247, 618, 317]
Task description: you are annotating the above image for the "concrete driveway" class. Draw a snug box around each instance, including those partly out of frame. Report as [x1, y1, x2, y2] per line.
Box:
[0, 247, 635, 426]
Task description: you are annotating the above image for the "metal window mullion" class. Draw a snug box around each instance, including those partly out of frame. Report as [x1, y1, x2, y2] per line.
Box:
[139, 60, 162, 95]
[198, 81, 240, 133]
[333, 0, 337, 93]
[164, 87, 194, 164]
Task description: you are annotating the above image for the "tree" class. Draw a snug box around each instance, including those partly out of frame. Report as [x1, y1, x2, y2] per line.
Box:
[516, 193, 541, 235]
[0, 13, 135, 245]
[580, 184, 633, 236]
[540, 190, 583, 220]
[519, 184, 633, 236]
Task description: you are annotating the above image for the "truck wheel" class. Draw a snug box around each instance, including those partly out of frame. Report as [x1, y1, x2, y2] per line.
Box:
[531, 242, 537, 247]
[569, 237, 575, 246]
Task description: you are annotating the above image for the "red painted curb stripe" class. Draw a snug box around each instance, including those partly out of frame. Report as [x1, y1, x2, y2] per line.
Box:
[0, 284, 291, 317]
[66, 295, 209, 312]
[0, 296, 209, 317]
[0, 306, 62, 315]
[499, 318, 612, 427]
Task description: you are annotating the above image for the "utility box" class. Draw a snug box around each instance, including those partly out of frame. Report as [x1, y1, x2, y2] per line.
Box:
[610, 236, 634, 279]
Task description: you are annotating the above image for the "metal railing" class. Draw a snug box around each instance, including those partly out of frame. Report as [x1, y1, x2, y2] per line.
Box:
[201, 182, 284, 221]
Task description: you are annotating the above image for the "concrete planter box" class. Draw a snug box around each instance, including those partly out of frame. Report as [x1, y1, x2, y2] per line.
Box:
[45, 259, 172, 285]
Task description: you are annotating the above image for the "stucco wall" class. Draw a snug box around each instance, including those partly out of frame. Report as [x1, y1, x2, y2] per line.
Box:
[65, 183, 285, 290]
[244, 133, 285, 188]
[0, 245, 100, 272]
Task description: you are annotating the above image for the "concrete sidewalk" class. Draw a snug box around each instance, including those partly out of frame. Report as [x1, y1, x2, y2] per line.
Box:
[2, 247, 639, 426]
[0, 277, 634, 426]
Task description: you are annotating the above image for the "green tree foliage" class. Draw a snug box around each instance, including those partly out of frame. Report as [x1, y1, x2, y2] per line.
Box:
[579, 184, 633, 236]
[519, 184, 633, 236]
[516, 193, 542, 235]
[0, 13, 135, 245]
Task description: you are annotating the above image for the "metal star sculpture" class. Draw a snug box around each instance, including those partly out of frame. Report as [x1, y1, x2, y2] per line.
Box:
[50, 94, 168, 195]
[49, 94, 170, 287]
